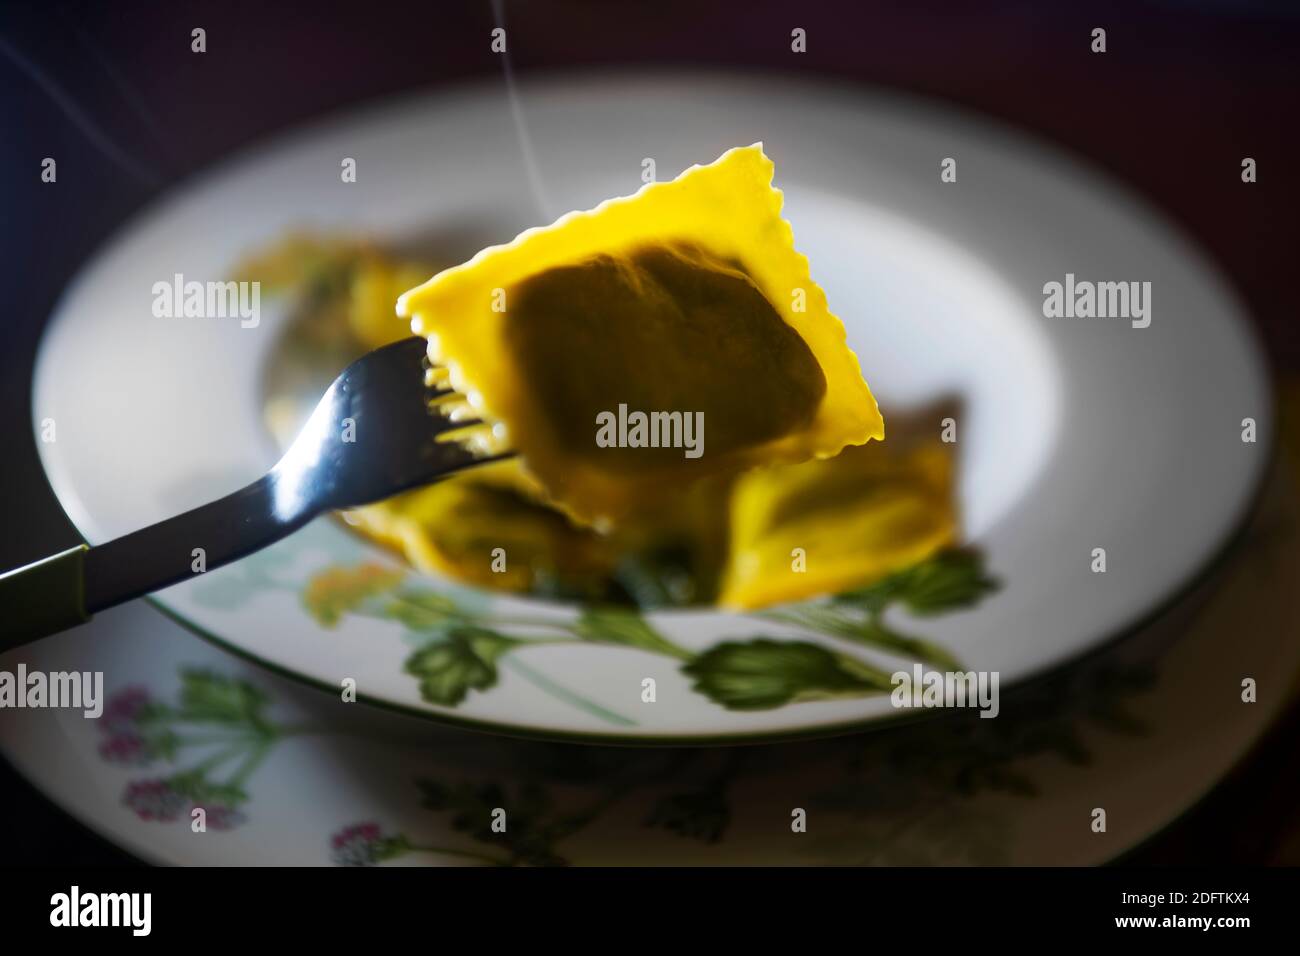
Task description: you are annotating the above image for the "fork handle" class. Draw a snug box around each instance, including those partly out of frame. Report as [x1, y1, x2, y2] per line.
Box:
[1, 472, 316, 652]
[0, 544, 91, 651]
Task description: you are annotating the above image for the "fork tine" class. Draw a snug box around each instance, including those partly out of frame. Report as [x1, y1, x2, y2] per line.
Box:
[433, 420, 488, 438]
[427, 392, 467, 410]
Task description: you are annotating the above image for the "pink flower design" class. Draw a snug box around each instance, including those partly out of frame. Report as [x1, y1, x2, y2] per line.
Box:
[123, 779, 188, 822]
[98, 733, 154, 767]
[195, 804, 247, 831]
[330, 822, 387, 866]
[100, 686, 152, 736]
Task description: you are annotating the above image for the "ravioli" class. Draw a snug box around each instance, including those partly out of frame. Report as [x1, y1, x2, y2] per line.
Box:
[345, 459, 621, 599]
[246, 147, 965, 613]
[717, 428, 958, 609]
[349, 258, 432, 350]
[399, 144, 883, 525]
[346, 460, 732, 606]
[232, 234, 427, 351]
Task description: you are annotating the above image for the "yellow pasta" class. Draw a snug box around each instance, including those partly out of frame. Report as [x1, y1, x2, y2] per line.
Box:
[399, 144, 883, 526]
[718, 434, 958, 609]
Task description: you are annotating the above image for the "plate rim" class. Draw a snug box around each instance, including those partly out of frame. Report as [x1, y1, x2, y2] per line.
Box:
[30, 68, 1278, 743]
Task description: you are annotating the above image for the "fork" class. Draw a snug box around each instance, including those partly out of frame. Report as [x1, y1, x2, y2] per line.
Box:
[1, 337, 506, 649]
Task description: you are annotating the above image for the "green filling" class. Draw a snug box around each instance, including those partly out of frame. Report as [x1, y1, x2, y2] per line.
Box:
[506, 242, 826, 471]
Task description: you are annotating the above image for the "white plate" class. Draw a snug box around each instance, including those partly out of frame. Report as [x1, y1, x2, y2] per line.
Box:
[32, 73, 1271, 741]
[4, 460, 1298, 865]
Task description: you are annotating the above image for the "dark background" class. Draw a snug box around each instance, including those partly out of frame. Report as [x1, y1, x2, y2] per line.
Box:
[1, 0, 1297, 865]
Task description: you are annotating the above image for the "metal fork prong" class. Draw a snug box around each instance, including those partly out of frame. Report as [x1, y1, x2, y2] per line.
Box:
[428, 391, 467, 409]
[433, 418, 488, 435]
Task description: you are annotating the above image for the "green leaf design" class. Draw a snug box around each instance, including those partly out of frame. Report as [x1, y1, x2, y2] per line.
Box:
[370, 834, 415, 863]
[131, 697, 180, 749]
[415, 778, 569, 866]
[404, 627, 522, 706]
[644, 788, 731, 843]
[776, 607, 965, 672]
[385, 589, 466, 631]
[139, 726, 181, 762]
[175, 669, 268, 727]
[294, 549, 995, 716]
[170, 773, 250, 807]
[835, 549, 998, 617]
[682, 638, 895, 711]
[795, 613, 961, 671]
[850, 618, 965, 671]
[573, 607, 693, 660]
